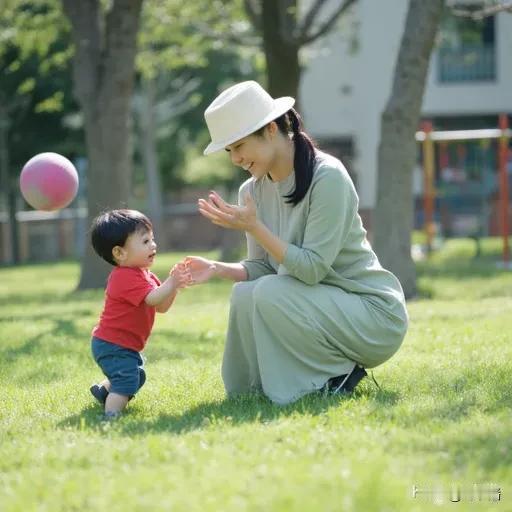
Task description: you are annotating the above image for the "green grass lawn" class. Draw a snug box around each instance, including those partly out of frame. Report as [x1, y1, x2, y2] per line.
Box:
[1, 240, 510, 511]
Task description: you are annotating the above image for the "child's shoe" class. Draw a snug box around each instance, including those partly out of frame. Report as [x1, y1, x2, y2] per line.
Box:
[90, 384, 109, 405]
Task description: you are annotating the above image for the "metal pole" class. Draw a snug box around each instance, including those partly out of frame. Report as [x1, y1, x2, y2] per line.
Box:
[498, 114, 510, 266]
[422, 120, 435, 253]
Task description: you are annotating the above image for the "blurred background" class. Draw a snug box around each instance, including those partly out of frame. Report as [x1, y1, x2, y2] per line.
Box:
[0, 0, 511, 298]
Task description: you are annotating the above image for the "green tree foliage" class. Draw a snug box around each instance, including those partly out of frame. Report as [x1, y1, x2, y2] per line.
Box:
[0, 0, 82, 263]
[152, 49, 261, 192]
[1, 0, 262, 203]
[0, 0, 82, 267]
[134, 0, 263, 193]
[0, 0, 83, 188]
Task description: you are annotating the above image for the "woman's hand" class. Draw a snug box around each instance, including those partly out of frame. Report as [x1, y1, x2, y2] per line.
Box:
[198, 190, 257, 233]
[184, 256, 217, 285]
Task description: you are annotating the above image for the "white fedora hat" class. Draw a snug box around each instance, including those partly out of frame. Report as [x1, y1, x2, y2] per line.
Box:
[203, 80, 295, 155]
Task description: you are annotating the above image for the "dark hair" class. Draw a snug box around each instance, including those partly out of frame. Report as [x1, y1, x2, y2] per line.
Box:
[90, 209, 153, 266]
[256, 108, 317, 205]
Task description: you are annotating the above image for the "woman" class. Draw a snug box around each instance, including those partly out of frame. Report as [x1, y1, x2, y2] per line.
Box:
[186, 81, 408, 405]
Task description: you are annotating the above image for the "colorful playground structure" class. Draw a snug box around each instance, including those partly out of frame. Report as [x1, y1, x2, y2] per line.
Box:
[416, 114, 512, 265]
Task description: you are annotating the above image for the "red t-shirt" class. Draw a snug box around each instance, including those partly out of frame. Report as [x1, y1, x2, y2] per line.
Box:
[92, 266, 161, 351]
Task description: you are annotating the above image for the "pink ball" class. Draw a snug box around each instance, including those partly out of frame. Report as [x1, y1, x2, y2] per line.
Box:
[20, 152, 79, 211]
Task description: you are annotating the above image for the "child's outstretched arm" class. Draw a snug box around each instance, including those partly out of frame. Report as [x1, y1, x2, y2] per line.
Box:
[145, 263, 191, 313]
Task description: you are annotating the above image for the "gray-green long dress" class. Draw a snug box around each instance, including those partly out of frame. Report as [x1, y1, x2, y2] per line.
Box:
[223, 151, 408, 405]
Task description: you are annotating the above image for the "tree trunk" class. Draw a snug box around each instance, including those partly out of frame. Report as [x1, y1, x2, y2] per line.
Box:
[0, 106, 19, 264]
[373, 0, 445, 299]
[7, 181, 19, 264]
[0, 106, 11, 264]
[261, 0, 301, 100]
[62, 0, 143, 289]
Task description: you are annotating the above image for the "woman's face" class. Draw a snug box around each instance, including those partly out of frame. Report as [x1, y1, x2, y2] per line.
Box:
[225, 125, 275, 179]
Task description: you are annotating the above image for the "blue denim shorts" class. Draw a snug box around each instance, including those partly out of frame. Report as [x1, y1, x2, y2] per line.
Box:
[91, 337, 145, 396]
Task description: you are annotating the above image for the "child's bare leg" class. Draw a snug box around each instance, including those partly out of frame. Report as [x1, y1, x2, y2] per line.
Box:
[105, 393, 129, 414]
[99, 379, 111, 391]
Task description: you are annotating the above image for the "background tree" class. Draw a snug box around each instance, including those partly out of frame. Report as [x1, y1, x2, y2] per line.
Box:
[133, 1, 212, 238]
[136, 1, 261, 192]
[196, 0, 357, 100]
[449, 0, 512, 18]
[373, 0, 445, 298]
[2, 0, 261, 274]
[243, 0, 357, 99]
[133, 1, 262, 260]
[61, 0, 144, 289]
[0, 0, 81, 264]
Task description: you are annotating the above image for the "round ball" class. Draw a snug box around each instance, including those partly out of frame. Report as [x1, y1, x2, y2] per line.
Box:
[20, 152, 79, 211]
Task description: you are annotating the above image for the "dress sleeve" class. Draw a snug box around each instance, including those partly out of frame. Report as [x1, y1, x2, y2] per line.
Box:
[109, 269, 157, 306]
[238, 179, 276, 281]
[282, 166, 358, 285]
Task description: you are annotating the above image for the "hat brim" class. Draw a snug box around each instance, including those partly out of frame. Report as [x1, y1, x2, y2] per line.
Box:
[203, 96, 295, 155]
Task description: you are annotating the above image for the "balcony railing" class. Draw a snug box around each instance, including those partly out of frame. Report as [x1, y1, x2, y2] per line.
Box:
[438, 44, 496, 83]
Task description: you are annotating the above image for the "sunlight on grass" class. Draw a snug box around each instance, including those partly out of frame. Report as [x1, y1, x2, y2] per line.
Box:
[1, 240, 510, 511]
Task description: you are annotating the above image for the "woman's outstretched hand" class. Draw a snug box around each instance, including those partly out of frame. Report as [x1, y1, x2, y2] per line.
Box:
[184, 256, 217, 285]
[198, 190, 257, 232]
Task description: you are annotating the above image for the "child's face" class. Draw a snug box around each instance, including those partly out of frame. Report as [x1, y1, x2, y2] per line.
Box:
[114, 229, 157, 268]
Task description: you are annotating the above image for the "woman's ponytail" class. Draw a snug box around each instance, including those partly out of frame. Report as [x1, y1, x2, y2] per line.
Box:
[256, 107, 317, 205]
[254, 108, 316, 206]
[284, 108, 316, 205]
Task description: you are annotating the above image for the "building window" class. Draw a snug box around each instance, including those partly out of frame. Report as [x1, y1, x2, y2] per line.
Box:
[437, 14, 496, 83]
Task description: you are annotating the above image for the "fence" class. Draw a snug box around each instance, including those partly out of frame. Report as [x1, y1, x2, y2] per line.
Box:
[0, 203, 224, 265]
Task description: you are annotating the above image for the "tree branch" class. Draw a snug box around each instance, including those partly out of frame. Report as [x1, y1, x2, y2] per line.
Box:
[298, 0, 328, 37]
[244, 0, 262, 32]
[186, 2, 259, 48]
[189, 21, 259, 47]
[299, 0, 357, 45]
[450, 0, 512, 19]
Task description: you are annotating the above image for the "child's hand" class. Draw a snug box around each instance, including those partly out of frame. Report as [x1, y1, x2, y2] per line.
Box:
[170, 262, 193, 289]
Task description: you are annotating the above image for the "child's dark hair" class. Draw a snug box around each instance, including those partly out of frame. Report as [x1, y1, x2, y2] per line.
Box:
[256, 107, 317, 205]
[91, 209, 153, 266]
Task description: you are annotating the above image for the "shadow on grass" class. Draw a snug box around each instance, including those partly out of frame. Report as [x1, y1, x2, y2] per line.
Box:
[373, 363, 512, 429]
[149, 330, 221, 361]
[124, 393, 351, 435]
[0, 289, 102, 308]
[444, 428, 512, 473]
[1, 280, 231, 308]
[1, 307, 94, 322]
[1, 314, 91, 366]
[417, 258, 503, 279]
[413, 240, 511, 299]
[58, 383, 400, 436]
[57, 378, 512, 472]
[415, 245, 507, 281]
[2, 333, 44, 362]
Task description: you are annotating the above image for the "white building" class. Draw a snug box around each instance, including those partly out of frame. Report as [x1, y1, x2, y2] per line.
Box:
[301, 1, 512, 226]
